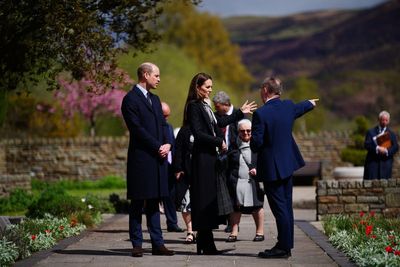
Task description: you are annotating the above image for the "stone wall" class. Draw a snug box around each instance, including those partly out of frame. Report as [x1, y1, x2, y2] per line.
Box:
[0, 174, 31, 197]
[1, 137, 128, 181]
[317, 179, 400, 219]
[0, 131, 399, 182]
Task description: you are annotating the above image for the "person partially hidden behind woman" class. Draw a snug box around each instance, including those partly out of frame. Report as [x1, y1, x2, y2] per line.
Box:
[183, 72, 257, 255]
[225, 119, 265, 243]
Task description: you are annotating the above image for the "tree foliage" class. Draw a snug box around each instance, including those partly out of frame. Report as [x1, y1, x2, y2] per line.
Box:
[160, 0, 253, 90]
[286, 77, 326, 132]
[55, 69, 132, 136]
[0, 0, 199, 92]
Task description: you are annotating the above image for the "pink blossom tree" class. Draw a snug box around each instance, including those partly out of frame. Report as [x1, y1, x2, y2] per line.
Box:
[55, 68, 133, 136]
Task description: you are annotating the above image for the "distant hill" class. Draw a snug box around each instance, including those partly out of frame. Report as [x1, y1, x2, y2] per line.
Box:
[223, 0, 400, 123]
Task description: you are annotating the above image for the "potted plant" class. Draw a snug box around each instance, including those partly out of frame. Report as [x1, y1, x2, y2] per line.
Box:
[334, 116, 369, 180]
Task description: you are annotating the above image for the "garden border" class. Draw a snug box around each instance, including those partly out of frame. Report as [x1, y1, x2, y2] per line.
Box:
[13, 214, 120, 267]
[295, 220, 357, 267]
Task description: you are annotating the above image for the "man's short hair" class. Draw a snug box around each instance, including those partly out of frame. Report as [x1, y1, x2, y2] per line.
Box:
[137, 62, 155, 80]
[379, 110, 390, 120]
[212, 91, 231, 106]
[262, 77, 283, 95]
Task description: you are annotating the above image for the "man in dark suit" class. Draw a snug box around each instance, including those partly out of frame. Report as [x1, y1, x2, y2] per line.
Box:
[250, 77, 318, 259]
[363, 110, 398, 179]
[161, 101, 184, 232]
[121, 62, 174, 257]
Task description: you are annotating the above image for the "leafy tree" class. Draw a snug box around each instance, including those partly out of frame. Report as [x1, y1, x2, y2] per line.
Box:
[0, 0, 199, 92]
[286, 77, 326, 132]
[160, 0, 253, 90]
[55, 69, 132, 136]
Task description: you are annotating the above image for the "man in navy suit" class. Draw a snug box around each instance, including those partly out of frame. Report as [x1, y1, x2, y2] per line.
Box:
[363, 110, 398, 179]
[250, 77, 318, 258]
[161, 101, 184, 232]
[121, 62, 174, 257]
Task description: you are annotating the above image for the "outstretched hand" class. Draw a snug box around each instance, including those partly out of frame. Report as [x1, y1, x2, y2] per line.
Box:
[240, 100, 257, 114]
[309, 98, 319, 106]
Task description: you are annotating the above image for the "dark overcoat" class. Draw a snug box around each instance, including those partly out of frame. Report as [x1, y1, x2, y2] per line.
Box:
[187, 100, 243, 231]
[121, 86, 170, 200]
[363, 126, 399, 179]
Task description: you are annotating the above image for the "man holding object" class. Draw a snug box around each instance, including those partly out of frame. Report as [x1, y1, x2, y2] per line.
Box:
[363, 110, 398, 180]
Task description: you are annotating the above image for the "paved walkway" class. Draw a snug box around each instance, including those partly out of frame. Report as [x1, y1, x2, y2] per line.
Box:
[15, 187, 355, 267]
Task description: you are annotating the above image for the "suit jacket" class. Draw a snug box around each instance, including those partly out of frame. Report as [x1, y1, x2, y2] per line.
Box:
[121, 85, 170, 199]
[363, 126, 399, 179]
[250, 98, 314, 182]
[214, 108, 239, 150]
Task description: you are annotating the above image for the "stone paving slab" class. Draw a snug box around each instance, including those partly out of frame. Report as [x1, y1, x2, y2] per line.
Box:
[16, 203, 345, 267]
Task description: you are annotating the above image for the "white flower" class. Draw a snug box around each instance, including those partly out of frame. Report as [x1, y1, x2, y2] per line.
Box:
[81, 198, 86, 202]
[88, 204, 93, 210]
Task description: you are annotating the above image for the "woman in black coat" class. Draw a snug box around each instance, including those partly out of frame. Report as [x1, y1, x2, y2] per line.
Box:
[183, 72, 256, 254]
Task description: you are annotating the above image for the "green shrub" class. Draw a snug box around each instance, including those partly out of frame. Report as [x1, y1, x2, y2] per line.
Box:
[109, 193, 130, 214]
[26, 185, 84, 219]
[0, 189, 35, 214]
[340, 116, 369, 166]
[340, 148, 367, 167]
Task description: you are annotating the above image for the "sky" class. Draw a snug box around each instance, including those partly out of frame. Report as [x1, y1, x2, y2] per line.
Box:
[196, 0, 388, 17]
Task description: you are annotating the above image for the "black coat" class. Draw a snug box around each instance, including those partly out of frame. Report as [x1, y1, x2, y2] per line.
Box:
[363, 126, 399, 179]
[172, 125, 193, 206]
[187, 100, 244, 230]
[121, 86, 170, 199]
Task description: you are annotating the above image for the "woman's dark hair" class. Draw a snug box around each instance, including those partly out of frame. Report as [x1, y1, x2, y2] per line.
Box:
[182, 73, 212, 126]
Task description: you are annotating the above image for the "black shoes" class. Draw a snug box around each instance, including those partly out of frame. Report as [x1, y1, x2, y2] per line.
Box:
[253, 234, 265, 242]
[167, 225, 184, 232]
[258, 247, 291, 259]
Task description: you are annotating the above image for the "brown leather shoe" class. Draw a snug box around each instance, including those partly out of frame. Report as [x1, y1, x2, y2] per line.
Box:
[152, 245, 175, 256]
[132, 246, 143, 257]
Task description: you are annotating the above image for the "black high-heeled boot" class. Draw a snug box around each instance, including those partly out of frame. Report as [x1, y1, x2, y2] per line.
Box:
[196, 232, 203, 255]
[198, 230, 222, 255]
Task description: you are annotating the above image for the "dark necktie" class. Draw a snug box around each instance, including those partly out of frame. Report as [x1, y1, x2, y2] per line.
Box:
[146, 93, 152, 106]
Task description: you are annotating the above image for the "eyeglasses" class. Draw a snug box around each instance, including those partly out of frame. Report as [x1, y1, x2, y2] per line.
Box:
[239, 129, 251, 133]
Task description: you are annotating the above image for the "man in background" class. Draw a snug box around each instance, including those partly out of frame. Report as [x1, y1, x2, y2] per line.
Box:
[213, 91, 239, 233]
[363, 110, 398, 179]
[161, 101, 184, 232]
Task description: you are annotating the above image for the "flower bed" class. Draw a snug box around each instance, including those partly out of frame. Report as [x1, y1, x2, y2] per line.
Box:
[0, 214, 86, 266]
[323, 212, 400, 267]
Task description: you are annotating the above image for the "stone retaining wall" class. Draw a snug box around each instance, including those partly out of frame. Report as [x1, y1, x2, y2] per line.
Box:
[0, 174, 31, 197]
[0, 137, 128, 181]
[0, 131, 399, 182]
[317, 178, 400, 219]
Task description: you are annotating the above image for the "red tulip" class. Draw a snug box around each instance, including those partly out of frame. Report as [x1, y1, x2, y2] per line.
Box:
[385, 246, 393, 253]
[31, 235, 36, 241]
[365, 225, 373, 236]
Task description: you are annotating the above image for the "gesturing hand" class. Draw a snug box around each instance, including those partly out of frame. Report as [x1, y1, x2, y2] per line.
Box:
[309, 98, 319, 107]
[240, 100, 257, 114]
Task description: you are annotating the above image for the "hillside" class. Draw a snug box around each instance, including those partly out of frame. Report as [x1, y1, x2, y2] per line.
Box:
[223, 0, 400, 123]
